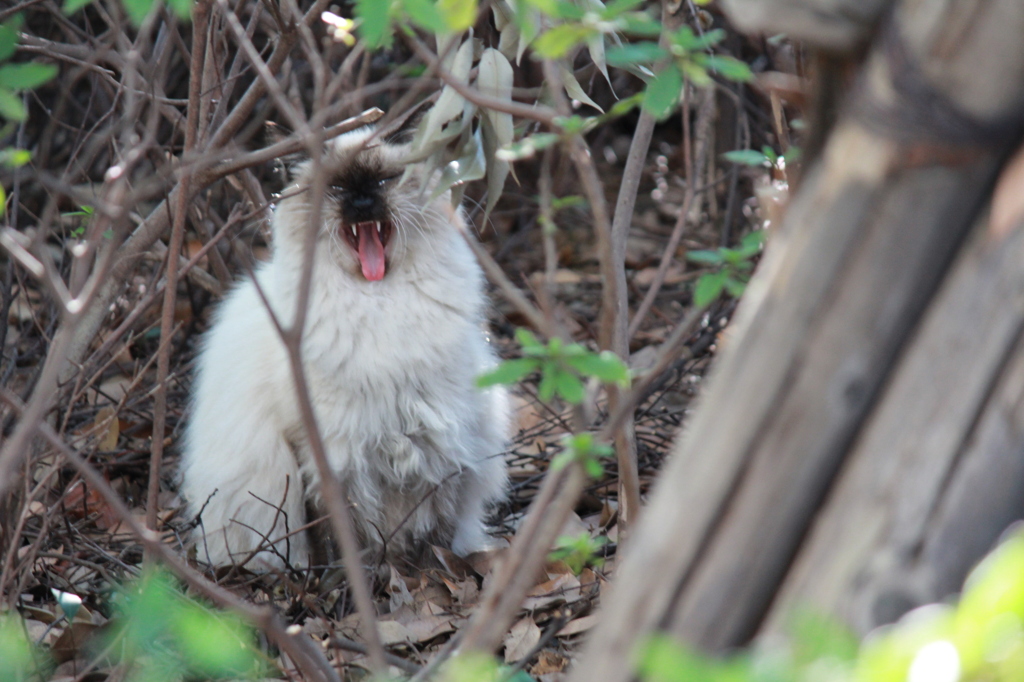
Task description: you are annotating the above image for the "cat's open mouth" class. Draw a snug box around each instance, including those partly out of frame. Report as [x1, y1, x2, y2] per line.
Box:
[341, 220, 392, 281]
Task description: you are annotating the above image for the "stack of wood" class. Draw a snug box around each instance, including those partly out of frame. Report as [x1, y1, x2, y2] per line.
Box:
[571, 1, 1024, 679]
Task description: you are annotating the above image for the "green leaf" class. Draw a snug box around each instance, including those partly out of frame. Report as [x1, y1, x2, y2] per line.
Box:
[496, 132, 561, 162]
[642, 64, 682, 120]
[0, 63, 58, 90]
[122, 0, 155, 25]
[63, 0, 94, 13]
[740, 229, 766, 251]
[356, 0, 393, 48]
[605, 42, 667, 67]
[601, 0, 645, 17]
[476, 358, 539, 387]
[722, 276, 746, 298]
[538, 366, 558, 402]
[685, 249, 724, 265]
[0, 88, 26, 121]
[620, 13, 661, 36]
[679, 60, 711, 87]
[401, 0, 447, 32]
[533, 23, 595, 58]
[722, 149, 769, 167]
[693, 270, 726, 307]
[0, 16, 23, 61]
[438, 0, 477, 31]
[553, 369, 585, 404]
[697, 54, 753, 82]
[0, 185, 6, 217]
[515, 327, 544, 350]
[166, 0, 193, 20]
[565, 351, 630, 386]
[0, 148, 31, 167]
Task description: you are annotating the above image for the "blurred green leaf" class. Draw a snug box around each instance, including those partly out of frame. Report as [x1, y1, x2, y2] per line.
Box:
[122, 0, 155, 25]
[620, 13, 662, 36]
[496, 132, 561, 161]
[0, 16, 23, 60]
[643, 64, 682, 120]
[0, 616, 50, 682]
[515, 327, 543, 350]
[533, 23, 595, 58]
[477, 358, 539, 387]
[356, 0, 393, 48]
[0, 148, 30, 167]
[0, 63, 57, 89]
[722, 149, 770, 167]
[553, 369, 585, 403]
[63, 0, 94, 13]
[439, 0, 477, 31]
[402, 0, 447, 34]
[172, 603, 257, 677]
[679, 60, 712, 87]
[166, 0, 193, 20]
[722, 277, 746, 298]
[538, 365, 558, 402]
[0, 87, 25, 121]
[564, 350, 630, 386]
[605, 42, 667, 67]
[693, 270, 726, 307]
[686, 249, 724, 265]
[602, 0, 645, 17]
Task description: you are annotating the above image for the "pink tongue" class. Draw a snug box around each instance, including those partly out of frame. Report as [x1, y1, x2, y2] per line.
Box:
[356, 223, 386, 281]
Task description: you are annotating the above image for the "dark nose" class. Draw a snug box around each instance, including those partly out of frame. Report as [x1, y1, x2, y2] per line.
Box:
[349, 195, 375, 210]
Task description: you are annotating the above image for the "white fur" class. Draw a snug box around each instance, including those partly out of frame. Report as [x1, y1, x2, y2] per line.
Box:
[179, 129, 509, 570]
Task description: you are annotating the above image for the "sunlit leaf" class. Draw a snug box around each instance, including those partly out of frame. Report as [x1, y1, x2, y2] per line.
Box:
[642, 64, 682, 120]
[698, 54, 753, 82]
[0, 148, 30, 167]
[679, 60, 712, 87]
[476, 358, 539, 387]
[172, 604, 258, 677]
[0, 63, 57, 90]
[533, 24, 595, 58]
[439, 0, 477, 31]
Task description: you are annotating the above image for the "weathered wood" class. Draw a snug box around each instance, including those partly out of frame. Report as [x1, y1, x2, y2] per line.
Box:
[721, 0, 892, 50]
[569, 2, 1024, 679]
[766, 215, 1024, 633]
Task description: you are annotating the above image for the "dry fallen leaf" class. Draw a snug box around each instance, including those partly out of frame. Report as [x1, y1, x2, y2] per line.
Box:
[557, 613, 600, 637]
[523, 572, 582, 610]
[530, 649, 568, 676]
[95, 406, 120, 451]
[504, 616, 542, 663]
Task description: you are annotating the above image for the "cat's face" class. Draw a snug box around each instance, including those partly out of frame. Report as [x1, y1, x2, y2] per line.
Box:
[277, 127, 454, 281]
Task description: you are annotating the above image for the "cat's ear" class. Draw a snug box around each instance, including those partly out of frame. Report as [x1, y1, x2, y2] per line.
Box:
[266, 121, 307, 182]
[378, 101, 431, 145]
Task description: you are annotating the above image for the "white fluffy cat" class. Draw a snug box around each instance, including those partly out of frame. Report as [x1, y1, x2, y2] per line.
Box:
[179, 127, 510, 570]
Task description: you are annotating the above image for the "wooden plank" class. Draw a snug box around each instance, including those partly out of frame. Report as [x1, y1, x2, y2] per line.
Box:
[766, 217, 1024, 635]
[568, 1, 1024, 678]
